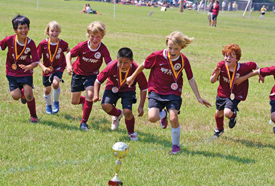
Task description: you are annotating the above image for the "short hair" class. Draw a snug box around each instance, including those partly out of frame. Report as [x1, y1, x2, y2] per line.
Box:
[86, 21, 106, 38]
[222, 43, 242, 61]
[12, 15, 30, 30]
[166, 31, 194, 48]
[117, 47, 133, 60]
[216, 1, 219, 4]
[44, 21, 61, 36]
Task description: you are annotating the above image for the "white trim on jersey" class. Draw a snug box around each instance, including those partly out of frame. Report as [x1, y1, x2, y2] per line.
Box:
[87, 41, 101, 52]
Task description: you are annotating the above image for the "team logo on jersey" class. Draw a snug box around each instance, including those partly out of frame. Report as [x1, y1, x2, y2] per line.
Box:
[24, 48, 31, 54]
[174, 63, 181, 71]
[57, 48, 62, 54]
[94, 52, 101, 59]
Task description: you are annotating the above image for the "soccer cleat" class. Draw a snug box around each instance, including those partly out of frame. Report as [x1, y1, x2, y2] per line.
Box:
[30, 116, 39, 123]
[170, 145, 180, 154]
[111, 109, 123, 130]
[160, 109, 168, 129]
[128, 132, 138, 141]
[21, 95, 27, 104]
[52, 101, 60, 114]
[229, 111, 237, 129]
[46, 105, 53, 114]
[213, 129, 224, 138]
[80, 123, 89, 131]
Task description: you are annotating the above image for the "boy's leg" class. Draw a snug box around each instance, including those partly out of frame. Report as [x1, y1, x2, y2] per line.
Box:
[81, 86, 94, 125]
[44, 86, 52, 114]
[124, 109, 137, 141]
[169, 109, 180, 154]
[225, 99, 240, 129]
[52, 74, 62, 113]
[24, 84, 38, 122]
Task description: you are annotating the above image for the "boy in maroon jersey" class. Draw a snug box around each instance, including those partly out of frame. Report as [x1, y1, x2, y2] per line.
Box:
[210, 43, 260, 138]
[0, 15, 39, 123]
[235, 66, 275, 133]
[37, 21, 70, 114]
[66, 21, 112, 131]
[127, 31, 211, 153]
[93, 47, 147, 140]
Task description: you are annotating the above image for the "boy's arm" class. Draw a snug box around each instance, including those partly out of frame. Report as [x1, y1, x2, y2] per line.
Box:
[188, 78, 212, 108]
[93, 80, 101, 102]
[66, 52, 73, 75]
[138, 89, 147, 117]
[210, 65, 221, 83]
[235, 70, 261, 85]
[126, 62, 145, 87]
[18, 62, 39, 72]
[38, 62, 51, 74]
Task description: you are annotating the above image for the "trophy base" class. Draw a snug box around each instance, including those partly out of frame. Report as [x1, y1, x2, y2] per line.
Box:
[108, 180, 123, 186]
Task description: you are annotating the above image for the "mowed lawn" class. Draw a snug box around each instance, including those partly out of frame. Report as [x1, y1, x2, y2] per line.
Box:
[0, 0, 275, 185]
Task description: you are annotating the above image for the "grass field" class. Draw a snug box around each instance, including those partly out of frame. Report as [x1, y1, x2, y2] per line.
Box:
[1, 0, 275, 185]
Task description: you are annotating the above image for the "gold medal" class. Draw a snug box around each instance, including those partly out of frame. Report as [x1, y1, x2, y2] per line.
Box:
[171, 83, 178, 90]
[12, 64, 17, 70]
[230, 93, 235, 100]
[49, 66, 54, 72]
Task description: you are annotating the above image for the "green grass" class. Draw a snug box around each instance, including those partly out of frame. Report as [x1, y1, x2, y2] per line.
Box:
[1, 0, 275, 185]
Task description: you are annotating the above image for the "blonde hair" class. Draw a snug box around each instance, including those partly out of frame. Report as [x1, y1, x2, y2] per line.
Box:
[86, 21, 106, 38]
[44, 21, 61, 36]
[166, 31, 194, 48]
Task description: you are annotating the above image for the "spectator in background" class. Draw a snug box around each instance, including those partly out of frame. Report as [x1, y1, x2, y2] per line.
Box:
[228, 2, 231, 11]
[222, 1, 226, 12]
[208, 0, 214, 26]
[212, 0, 220, 27]
[80, 4, 88, 13]
[232, 1, 237, 12]
[259, 5, 266, 19]
[86, 4, 92, 14]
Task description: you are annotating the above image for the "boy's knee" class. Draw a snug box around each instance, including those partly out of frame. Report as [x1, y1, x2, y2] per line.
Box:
[148, 115, 159, 123]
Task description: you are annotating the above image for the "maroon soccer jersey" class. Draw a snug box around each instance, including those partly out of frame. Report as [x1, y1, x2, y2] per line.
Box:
[143, 50, 193, 97]
[259, 66, 275, 101]
[213, 61, 258, 101]
[96, 60, 147, 92]
[37, 38, 69, 76]
[70, 41, 112, 76]
[0, 35, 39, 77]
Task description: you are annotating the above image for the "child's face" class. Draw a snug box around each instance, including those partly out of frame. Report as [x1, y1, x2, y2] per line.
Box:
[14, 23, 29, 40]
[224, 51, 237, 67]
[49, 26, 60, 41]
[118, 57, 133, 72]
[88, 32, 103, 49]
[167, 40, 183, 59]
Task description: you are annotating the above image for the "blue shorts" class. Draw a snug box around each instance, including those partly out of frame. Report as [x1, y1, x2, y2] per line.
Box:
[43, 71, 63, 87]
[71, 72, 96, 92]
[148, 92, 182, 112]
[216, 96, 240, 112]
[101, 90, 137, 110]
[6, 75, 33, 92]
[270, 100, 275, 113]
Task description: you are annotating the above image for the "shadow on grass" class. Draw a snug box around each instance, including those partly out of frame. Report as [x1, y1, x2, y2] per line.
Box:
[224, 136, 275, 149]
[182, 148, 256, 164]
[38, 119, 80, 130]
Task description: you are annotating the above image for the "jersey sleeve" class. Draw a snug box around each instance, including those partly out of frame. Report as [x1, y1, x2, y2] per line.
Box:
[70, 43, 81, 58]
[0, 36, 9, 51]
[183, 56, 193, 80]
[144, 52, 157, 69]
[37, 41, 43, 59]
[96, 64, 111, 84]
[260, 66, 275, 77]
[103, 49, 112, 65]
[136, 71, 148, 91]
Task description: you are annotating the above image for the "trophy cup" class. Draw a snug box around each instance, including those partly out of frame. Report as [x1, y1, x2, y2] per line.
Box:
[108, 142, 129, 186]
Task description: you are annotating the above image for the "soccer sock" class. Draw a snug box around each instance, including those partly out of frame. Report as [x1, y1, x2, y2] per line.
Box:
[44, 93, 52, 105]
[159, 109, 167, 120]
[53, 87, 60, 102]
[81, 100, 93, 123]
[27, 97, 37, 118]
[171, 125, 180, 146]
[215, 114, 224, 130]
[125, 116, 135, 134]
[78, 96, 85, 104]
[229, 112, 236, 118]
[107, 105, 122, 117]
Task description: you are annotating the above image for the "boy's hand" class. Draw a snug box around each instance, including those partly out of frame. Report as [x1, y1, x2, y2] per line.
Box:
[18, 64, 30, 72]
[198, 98, 212, 108]
[92, 96, 101, 102]
[258, 74, 265, 83]
[43, 67, 51, 74]
[126, 76, 135, 88]
[235, 76, 245, 85]
[137, 106, 144, 117]
[214, 65, 221, 75]
[67, 66, 73, 75]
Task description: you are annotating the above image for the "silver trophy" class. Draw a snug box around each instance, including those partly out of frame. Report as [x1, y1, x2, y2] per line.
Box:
[108, 142, 129, 186]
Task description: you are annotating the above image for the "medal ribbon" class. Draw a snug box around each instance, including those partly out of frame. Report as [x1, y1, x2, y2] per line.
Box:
[48, 38, 59, 64]
[14, 35, 27, 61]
[118, 66, 130, 88]
[225, 63, 237, 92]
[167, 51, 184, 82]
